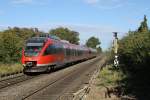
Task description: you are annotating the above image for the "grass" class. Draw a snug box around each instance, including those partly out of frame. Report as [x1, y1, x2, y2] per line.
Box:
[0, 63, 23, 76]
[97, 65, 125, 87]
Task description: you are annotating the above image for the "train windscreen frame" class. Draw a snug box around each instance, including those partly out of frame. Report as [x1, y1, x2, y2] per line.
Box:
[24, 42, 44, 57]
[24, 37, 47, 56]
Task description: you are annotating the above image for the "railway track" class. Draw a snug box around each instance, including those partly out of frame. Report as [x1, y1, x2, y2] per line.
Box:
[0, 74, 38, 90]
[0, 58, 92, 91]
[22, 57, 101, 100]
[0, 74, 23, 83]
[0, 59, 85, 90]
[0, 56, 103, 100]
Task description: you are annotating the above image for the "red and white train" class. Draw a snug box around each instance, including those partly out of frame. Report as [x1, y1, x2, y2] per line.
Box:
[22, 34, 97, 73]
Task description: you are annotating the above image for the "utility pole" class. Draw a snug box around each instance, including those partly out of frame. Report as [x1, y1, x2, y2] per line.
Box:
[113, 32, 119, 67]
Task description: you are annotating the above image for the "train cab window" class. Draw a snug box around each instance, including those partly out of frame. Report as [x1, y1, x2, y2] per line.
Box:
[44, 45, 55, 55]
[25, 45, 42, 56]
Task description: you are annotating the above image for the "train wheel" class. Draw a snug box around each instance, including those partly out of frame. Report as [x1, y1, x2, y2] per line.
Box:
[46, 66, 51, 73]
[51, 66, 54, 71]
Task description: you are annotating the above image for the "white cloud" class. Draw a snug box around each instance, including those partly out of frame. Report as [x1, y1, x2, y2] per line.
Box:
[27, 23, 121, 33]
[62, 24, 119, 33]
[11, 0, 48, 6]
[12, 0, 34, 4]
[84, 0, 125, 10]
[97, 4, 123, 10]
[84, 0, 99, 5]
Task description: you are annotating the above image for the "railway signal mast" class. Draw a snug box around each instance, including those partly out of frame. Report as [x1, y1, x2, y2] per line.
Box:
[113, 32, 119, 67]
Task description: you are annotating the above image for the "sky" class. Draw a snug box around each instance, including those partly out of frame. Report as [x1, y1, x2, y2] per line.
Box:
[0, 0, 150, 50]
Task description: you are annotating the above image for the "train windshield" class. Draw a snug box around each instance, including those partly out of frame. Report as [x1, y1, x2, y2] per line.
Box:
[25, 43, 43, 56]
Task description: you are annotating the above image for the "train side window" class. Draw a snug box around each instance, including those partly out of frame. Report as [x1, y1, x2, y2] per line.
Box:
[58, 45, 63, 53]
[71, 49, 73, 56]
[73, 49, 74, 56]
[78, 50, 80, 56]
[67, 49, 70, 56]
[55, 44, 62, 54]
[72, 49, 74, 56]
[63, 48, 66, 56]
[66, 49, 68, 56]
[54, 46, 57, 53]
[65, 48, 68, 56]
[68, 49, 70, 55]
[74, 49, 76, 56]
[70, 49, 72, 56]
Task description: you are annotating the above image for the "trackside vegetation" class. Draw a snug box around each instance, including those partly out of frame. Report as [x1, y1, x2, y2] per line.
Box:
[97, 65, 125, 87]
[0, 28, 37, 76]
[49, 27, 80, 45]
[0, 64, 23, 77]
[86, 36, 102, 52]
[106, 15, 150, 99]
[118, 15, 150, 100]
[0, 28, 37, 64]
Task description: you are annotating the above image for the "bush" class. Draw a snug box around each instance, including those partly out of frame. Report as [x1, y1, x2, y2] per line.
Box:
[0, 27, 36, 63]
[118, 31, 150, 74]
[0, 63, 23, 75]
[0, 31, 23, 63]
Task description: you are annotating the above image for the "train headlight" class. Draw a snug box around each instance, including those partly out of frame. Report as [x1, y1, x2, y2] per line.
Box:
[26, 62, 33, 67]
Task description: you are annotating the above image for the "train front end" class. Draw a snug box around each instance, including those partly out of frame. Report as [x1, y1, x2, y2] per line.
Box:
[22, 37, 48, 73]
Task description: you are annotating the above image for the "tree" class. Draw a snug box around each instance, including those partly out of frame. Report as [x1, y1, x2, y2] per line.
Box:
[4, 27, 37, 40]
[0, 31, 22, 63]
[116, 16, 150, 99]
[138, 15, 149, 32]
[49, 27, 79, 44]
[0, 27, 40, 63]
[118, 15, 150, 73]
[86, 36, 101, 52]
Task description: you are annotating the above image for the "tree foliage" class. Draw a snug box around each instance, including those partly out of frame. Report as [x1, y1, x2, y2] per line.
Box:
[116, 16, 150, 99]
[86, 36, 102, 52]
[119, 31, 150, 72]
[49, 27, 80, 44]
[0, 27, 37, 63]
[0, 31, 22, 63]
[118, 15, 150, 74]
[138, 15, 149, 32]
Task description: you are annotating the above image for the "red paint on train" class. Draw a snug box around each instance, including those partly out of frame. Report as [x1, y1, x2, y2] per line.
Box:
[22, 34, 97, 73]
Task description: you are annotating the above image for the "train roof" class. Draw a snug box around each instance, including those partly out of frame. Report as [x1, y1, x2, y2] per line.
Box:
[89, 48, 97, 52]
[39, 33, 61, 40]
[26, 33, 96, 52]
[26, 37, 47, 43]
[26, 33, 61, 43]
